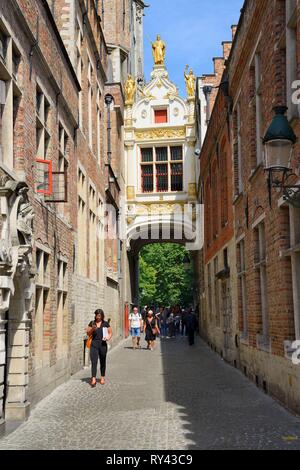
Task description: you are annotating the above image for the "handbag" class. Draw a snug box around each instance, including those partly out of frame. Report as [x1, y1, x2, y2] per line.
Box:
[152, 324, 159, 335]
[86, 335, 92, 349]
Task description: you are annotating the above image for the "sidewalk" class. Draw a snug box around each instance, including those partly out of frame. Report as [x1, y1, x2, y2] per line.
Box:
[0, 336, 300, 450]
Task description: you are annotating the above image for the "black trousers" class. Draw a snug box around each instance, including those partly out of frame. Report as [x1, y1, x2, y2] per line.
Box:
[188, 329, 195, 346]
[90, 342, 108, 377]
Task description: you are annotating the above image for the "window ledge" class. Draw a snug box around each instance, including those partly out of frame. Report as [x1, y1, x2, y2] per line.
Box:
[0, 58, 11, 81]
[256, 334, 271, 353]
[240, 332, 249, 345]
[281, 243, 300, 257]
[249, 163, 264, 184]
[13, 78, 22, 97]
[233, 192, 243, 205]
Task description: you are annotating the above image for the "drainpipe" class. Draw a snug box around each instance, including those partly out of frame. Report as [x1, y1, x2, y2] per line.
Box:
[105, 94, 114, 168]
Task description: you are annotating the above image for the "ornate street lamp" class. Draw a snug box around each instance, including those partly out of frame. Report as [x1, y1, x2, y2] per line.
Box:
[263, 106, 299, 207]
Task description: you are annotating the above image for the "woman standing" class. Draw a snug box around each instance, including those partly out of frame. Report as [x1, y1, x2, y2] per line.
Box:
[86, 309, 112, 387]
[144, 310, 160, 351]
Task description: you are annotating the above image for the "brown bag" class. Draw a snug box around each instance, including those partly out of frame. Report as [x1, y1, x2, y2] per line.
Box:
[86, 335, 92, 349]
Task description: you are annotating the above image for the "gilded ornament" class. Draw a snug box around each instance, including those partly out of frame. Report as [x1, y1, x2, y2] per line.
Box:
[152, 35, 166, 65]
[126, 186, 136, 200]
[124, 74, 136, 106]
[140, 88, 156, 101]
[184, 66, 196, 98]
[135, 128, 185, 140]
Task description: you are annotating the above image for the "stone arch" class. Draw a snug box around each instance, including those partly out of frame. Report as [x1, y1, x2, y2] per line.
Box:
[126, 214, 200, 306]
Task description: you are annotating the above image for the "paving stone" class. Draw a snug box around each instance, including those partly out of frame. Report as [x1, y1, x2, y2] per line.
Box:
[0, 337, 300, 450]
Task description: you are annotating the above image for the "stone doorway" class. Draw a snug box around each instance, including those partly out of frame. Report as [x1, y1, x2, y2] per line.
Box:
[4, 271, 31, 422]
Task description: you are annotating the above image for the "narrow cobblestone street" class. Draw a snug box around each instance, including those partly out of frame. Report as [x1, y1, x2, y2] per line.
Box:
[1, 336, 300, 450]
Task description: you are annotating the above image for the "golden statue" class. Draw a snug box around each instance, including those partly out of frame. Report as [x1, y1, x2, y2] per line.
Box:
[152, 35, 166, 65]
[184, 67, 196, 98]
[124, 74, 136, 105]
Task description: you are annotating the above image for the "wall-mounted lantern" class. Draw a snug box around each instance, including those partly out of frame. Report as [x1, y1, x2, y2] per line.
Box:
[263, 106, 299, 207]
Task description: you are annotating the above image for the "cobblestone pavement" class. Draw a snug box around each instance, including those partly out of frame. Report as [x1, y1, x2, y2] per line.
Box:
[1, 336, 300, 450]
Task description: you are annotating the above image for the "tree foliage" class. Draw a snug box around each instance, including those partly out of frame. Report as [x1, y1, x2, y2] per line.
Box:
[139, 244, 194, 307]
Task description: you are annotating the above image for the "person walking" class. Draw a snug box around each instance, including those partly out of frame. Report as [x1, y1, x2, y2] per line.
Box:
[186, 310, 197, 346]
[144, 310, 160, 351]
[167, 311, 175, 338]
[181, 309, 188, 336]
[87, 309, 112, 387]
[141, 305, 148, 323]
[160, 307, 169, 338]
[155, 306, 164, 337]
[129, 306, 143, 350]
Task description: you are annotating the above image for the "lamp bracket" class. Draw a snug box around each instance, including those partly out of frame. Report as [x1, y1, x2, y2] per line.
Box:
[266, 168, 300, 208]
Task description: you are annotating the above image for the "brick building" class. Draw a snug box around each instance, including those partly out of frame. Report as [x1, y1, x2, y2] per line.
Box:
[0, 0, 146, 429]
[197, 0, 300, 414]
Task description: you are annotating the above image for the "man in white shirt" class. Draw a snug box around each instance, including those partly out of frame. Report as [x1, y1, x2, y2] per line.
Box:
[129, 306, 142, 350]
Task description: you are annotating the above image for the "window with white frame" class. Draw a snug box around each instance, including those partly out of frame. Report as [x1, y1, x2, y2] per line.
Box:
[251, 50, 263, 165]
[254, 222, 269, 346]
[35, 248, 51, 368]
[76, 21, 83, 129]
[237, 102, 243, 193]
[237, 238, 248, 337]
[88, 60, 93, 150]
[98, 198, 105, 285]
[57, 258, 68, 357]
[89, 185, 97, 282]
[289, 206, 300, 339]
[214, 257, 220, 327]
[207, 263, 213, 321]
[36, 85, 52, 196]
[140, 145, 183, 193]
[0, 22, 22, 170]
[96, 85, 101, 164]
[77, 168, 88, 277]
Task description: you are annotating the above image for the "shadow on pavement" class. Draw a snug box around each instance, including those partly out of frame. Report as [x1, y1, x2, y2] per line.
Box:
[159, 334, 300, 450]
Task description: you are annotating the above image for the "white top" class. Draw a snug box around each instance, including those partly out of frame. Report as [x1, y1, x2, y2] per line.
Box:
[129, 313, 142, 329]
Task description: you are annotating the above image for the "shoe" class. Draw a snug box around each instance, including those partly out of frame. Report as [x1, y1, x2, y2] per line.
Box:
[90, 379, 96, 388]
[100, 377, 105, 385]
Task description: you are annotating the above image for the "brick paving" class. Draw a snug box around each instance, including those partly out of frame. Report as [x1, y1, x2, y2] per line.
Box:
[1, 336, 300, 450]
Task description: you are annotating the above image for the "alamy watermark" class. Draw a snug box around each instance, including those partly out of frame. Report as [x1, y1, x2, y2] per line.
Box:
[96, 196, 204, 251]
[291, 81, 300, 104]
[292, 341, 300, 366]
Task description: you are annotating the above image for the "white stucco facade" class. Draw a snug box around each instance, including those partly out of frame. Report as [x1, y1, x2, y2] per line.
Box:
[124, 63, 197, 216]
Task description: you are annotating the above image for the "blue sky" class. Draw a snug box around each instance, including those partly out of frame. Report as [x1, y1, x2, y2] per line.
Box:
[143, 0, 244, 95]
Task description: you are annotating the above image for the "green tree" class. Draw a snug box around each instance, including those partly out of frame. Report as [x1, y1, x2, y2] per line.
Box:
[139, 244, 194, 307]
[139, 257, 157, 306]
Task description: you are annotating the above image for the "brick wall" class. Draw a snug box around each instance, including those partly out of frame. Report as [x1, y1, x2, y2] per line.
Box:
[199, 0, 300, 414]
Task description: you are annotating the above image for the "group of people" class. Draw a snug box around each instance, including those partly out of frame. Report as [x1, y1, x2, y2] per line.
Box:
[86, 305, 199, 388]
[129, 305, 198, 352]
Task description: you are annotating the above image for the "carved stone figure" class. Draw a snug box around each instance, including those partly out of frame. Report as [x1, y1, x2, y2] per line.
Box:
[16, 186, 34, 246]
[0, 240, 12, 264]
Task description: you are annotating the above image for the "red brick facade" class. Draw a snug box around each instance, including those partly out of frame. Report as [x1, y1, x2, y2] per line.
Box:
[198, 0, 300, 414]
[0, 0, 140, 420]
